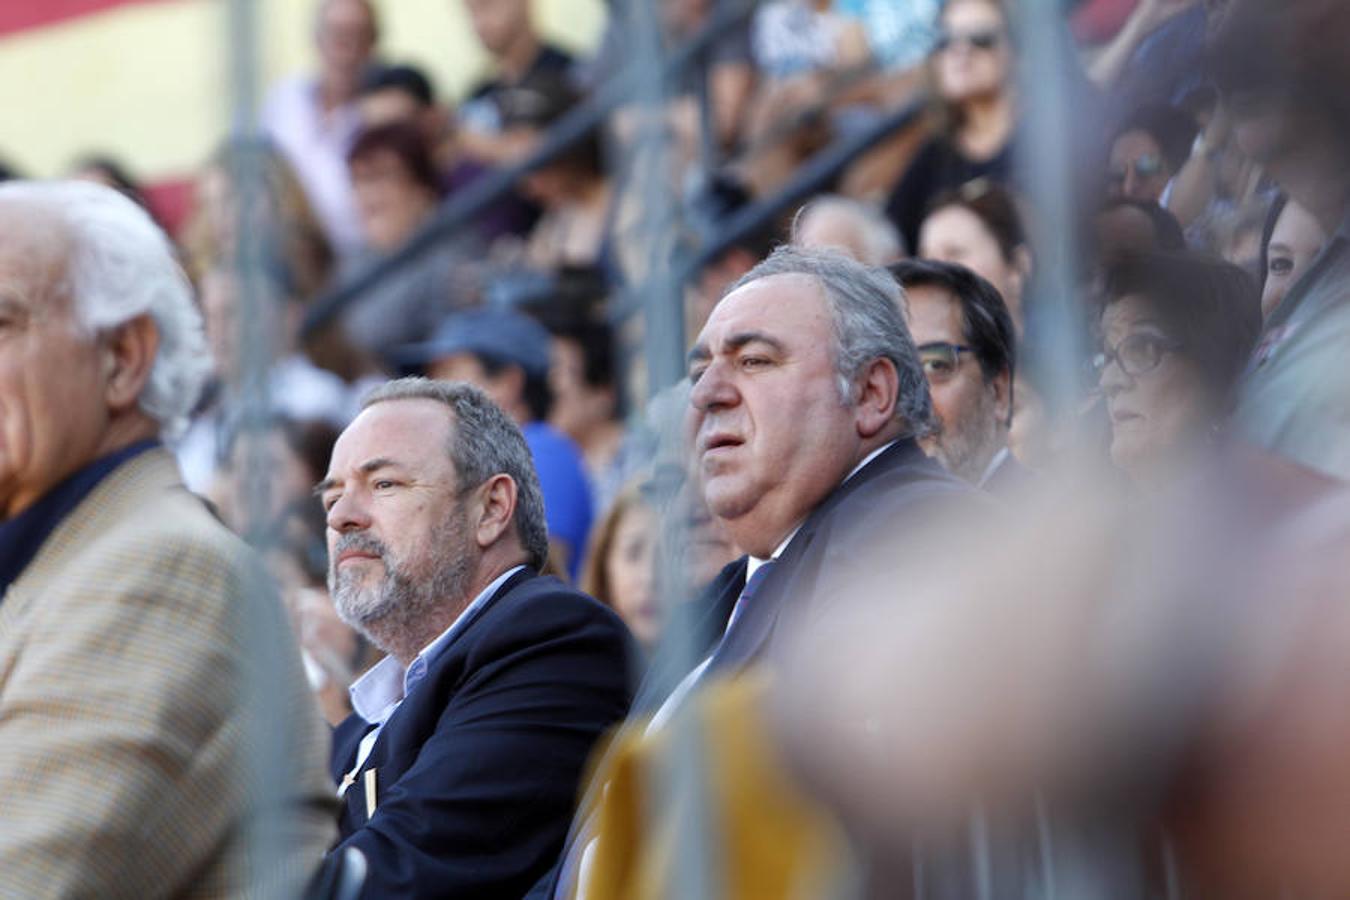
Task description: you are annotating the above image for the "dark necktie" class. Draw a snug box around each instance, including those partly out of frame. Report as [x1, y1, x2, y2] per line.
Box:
[708, 558, 778, 672]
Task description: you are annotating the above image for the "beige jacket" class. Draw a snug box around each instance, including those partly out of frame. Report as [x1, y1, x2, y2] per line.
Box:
[0, 449, 335, 898]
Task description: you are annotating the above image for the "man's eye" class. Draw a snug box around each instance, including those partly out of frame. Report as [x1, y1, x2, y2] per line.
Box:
[1269, 256, 1294, 275]
[322, 494, 339, 512]
[688, 366, 706, 384]
[740, 356, 769, 370]
[922, 359, 954, 376]
[373, 479, 397, 490]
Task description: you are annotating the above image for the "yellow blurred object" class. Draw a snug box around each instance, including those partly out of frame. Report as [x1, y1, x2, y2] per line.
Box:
[576, 673, 852, 900]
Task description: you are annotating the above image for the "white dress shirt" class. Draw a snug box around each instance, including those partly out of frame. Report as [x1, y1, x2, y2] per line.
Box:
[261, 75, 366, 259]
[337, 565, 525, 796]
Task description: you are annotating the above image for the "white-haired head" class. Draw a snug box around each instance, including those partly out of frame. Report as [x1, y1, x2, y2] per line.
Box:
[0, 180, 210, 438]
[792, 195, 905, 266]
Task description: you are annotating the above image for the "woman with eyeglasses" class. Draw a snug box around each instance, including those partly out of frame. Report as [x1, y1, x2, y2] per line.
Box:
[1095, 251, 1261, 486]
[883, 0, 1018, 252]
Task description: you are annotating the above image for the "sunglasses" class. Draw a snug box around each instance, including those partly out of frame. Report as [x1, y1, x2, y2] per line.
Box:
[1109, 155, 1166, 184]
[918, 342, 976, 382]
[936, 29, 1003, 53]
[1092, 332, 1182, 378]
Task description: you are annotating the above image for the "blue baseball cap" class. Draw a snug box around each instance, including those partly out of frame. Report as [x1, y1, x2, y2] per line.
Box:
[395, 308, 553, 378]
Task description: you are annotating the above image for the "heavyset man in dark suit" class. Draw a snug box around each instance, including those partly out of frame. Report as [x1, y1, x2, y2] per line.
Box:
[318, 376, 633, 897]
[540, 246, 977, 898]
[677, 246, 974, 682]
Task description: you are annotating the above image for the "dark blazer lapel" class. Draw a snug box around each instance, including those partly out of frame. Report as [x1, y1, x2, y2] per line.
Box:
[331, 716, 375, 780]
[338, 567, 539, 791]
[709, 439, 931, 672]
[632, 557, 746, 714]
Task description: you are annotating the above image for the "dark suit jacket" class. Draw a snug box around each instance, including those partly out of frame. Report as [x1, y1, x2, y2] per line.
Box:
[329, 568, 634, 898]
[691, 437, 974, 682]
[528, 439, 978, 899]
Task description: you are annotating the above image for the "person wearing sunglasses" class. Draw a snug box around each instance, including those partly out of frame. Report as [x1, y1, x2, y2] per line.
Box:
[1096, 251, 1261, 485]
[890, 258, 1024, 492]
[884, 0, 1018, 252]
[1107, 103, 1195, 206]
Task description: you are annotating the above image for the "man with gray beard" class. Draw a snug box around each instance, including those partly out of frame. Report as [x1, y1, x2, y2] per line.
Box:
[317, 377, 633, 898]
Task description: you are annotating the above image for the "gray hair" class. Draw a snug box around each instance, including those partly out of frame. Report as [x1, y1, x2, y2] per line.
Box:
[730, 245, 936, 438]
[0, 180, 210, 439]
[791, 194, 906, 264]
[362, 377, 550, 570]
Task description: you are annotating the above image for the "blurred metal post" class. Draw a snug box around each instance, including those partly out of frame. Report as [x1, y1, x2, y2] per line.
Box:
[620, 0, 722, 896]
[224, 0, 296, 894]
[1017, 0, 1088, 416]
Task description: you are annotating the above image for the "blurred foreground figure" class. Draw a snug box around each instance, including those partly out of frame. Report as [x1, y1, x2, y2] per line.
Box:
[772, 451, 1350, 897]
[319, 378, 632, 897]
[0, 181, 334, 896]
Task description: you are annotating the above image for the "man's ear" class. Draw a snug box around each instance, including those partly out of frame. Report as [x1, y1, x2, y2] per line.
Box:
[473, 473, 519, 551]
[991, 369, 1013, 428]
[854, 357, 900, 440]
[101, 314, 158, 415]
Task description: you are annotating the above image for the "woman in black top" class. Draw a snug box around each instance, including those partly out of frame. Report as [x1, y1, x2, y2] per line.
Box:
[886, 0, 1018, 251]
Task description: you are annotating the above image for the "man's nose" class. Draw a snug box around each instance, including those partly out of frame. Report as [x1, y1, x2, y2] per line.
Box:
[689, 360, 738, 413]
[326, 489, 371, 534]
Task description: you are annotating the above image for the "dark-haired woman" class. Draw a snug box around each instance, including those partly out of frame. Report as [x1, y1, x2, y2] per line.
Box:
[885, 0, 1018, 251]
[918, 181, 1031, 327]
[1096, 252, 1261, 486]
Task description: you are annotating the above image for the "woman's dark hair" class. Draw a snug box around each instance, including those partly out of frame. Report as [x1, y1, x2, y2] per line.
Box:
[1112, 104, 1197, 174]
[1100, 251, 1262, 400]
[359, 63, 435, 107]
[347, 121, 442, 197]
[1258, 192, 1289, 291]
[500, 77, 604, 180]
[1098, 197, 1188, 252]
[925, 180, 1028, 263]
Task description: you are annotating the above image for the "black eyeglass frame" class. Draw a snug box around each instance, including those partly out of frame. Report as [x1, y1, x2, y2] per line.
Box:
[935, 28, 1004, 54]
[1092, 332, 1184, 379]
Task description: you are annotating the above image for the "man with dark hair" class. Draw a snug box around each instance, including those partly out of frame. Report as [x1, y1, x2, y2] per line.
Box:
[456, 0, 575, 166]
[890, 258, 1024, 491]
[397, 310, 594, 579]
[320, 377, 631, 897]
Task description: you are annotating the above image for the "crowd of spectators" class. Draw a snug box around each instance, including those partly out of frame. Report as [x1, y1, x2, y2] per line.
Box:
[7, 0, 1350, 894]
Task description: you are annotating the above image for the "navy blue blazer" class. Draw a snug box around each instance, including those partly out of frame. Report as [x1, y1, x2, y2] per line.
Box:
[329, 568, 634, 898]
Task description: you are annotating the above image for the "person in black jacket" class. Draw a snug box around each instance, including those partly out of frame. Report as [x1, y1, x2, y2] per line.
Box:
[317, 376, 633, 898]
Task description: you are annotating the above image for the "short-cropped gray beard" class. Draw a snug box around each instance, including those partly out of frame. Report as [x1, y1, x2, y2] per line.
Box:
[329, 512, 474, 657]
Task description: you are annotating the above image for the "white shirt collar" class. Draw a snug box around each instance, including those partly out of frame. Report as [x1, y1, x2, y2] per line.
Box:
[976, 446, 1012, 488]
[348, 565, 526, 725]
